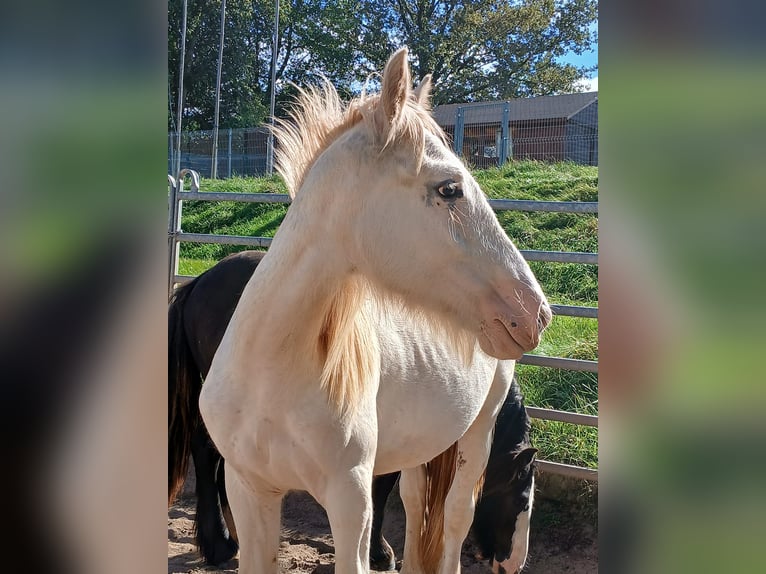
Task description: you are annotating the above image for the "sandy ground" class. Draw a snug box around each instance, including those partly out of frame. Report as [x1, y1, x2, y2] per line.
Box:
[168, 476, 597, 574]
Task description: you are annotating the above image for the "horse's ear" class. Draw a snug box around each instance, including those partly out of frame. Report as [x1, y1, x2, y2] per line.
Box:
[377, 47, 412, 128]
[513, 447, 538, 473]
[413, 74, 433, 107]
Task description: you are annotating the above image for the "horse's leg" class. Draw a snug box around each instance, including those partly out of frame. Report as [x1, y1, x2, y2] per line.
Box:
[217, 460, 238, 544]
[437, 371, 513, 574]
[370, 472, 399, 571]
[322, 466, 375, 574]
[191, 426, 238, 564]
[225, 467, 282, 574]
[436, 436, 490, 574]
[399, 466, 427, 574]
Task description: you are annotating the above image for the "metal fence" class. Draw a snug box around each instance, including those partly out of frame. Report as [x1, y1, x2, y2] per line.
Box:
[435, 94, 598, 168]
[167, 170, 599, 481]
[168, 127, 270, 179]
[169, 93, 598, 178]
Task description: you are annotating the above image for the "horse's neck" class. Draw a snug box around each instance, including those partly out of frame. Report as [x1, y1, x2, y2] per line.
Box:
[227, 207, 352, 373]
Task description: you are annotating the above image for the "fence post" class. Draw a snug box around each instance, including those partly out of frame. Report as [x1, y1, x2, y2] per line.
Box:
[499, 102, 510, 167]
[167, 174, 179, 299]
[167, 169, 199, 298]
[453, 107, 465, 157]
[227, 127, 233, 178]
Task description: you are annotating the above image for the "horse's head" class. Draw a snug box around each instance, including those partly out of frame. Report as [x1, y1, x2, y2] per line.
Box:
[349, 48, 551, 359]
[472, 447, 537, 574]
[277, 47, 550, 360]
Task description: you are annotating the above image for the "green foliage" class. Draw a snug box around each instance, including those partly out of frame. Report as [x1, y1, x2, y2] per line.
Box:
[168, 1, 598, 128]
[530, 419, 598, 468]
[178, 160, 599, 468]
[361, 0, 598, 104]
[168, 0, 374, 130]
[169, 0, 268, 131]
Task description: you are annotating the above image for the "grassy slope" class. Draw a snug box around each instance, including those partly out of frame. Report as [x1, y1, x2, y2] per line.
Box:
[179, 160, 598, 467]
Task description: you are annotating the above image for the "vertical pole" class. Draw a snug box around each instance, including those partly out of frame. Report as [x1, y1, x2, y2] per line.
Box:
[211, 0, 226, 179]
[174, 0, 188, 179]
[499, 102, 510, 167]
[227, 127, 233, 177]
[266, 0, 279, 175]
[453, 107, 465, 157]
[167, 175, 179, 299]
[168, 171, 197, 298]
[173, 194, 184, 294]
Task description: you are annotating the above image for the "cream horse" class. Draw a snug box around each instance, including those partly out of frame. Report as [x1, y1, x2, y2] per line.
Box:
[199, 48, 550, 574]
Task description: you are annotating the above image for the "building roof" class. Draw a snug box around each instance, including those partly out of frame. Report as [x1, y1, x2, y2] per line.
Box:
[432, 91, 598, 126]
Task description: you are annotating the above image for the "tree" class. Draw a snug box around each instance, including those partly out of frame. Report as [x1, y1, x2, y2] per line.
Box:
[359, 0, 598, 105]
[168, 0, 370, 130]
[168, 0, 598, 129]
[169, 0, 272, 131]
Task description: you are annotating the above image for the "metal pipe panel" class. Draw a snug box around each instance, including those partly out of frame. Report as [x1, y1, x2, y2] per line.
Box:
[178, 232, 274, 248]
[520, 250, 598, 265]
[536, 460, 598, 482]
[518, 354, 598, 373]
[179, 191, 291, 204]
[489, 199, 598, 213]
[550, 304, 598, 318]
[526, 407, 599, 427]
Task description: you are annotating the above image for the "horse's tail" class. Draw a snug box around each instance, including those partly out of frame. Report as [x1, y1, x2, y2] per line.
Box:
[419, 441, 460, 573]
[168, 278, 202, 506]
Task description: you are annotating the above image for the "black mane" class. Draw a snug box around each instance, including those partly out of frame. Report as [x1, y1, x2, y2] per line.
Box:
[488, 377, 531, 463]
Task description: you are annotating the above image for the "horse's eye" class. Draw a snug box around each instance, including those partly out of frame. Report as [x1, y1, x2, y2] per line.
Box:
[437, 180, 462, 199]
[523, 504, 530, 512]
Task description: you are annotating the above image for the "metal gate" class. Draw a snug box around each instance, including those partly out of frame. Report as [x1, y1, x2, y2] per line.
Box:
[168, 171, 599, 481]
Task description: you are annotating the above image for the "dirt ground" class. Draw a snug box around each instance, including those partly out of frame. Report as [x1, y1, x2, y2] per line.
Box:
[168, 474, 597, 574]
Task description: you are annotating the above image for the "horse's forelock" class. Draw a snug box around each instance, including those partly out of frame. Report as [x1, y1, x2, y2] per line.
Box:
[272, 80, 446, 198]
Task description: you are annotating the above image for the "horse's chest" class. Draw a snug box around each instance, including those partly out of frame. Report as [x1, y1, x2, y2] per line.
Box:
[202, 363, 378, 491]
[373, 340, 497, 474]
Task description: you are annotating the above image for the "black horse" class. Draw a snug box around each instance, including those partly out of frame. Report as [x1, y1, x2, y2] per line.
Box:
[169, 251, 537, 571]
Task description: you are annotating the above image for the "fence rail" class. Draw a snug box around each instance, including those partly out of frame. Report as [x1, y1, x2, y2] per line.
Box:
[178, 230, 598, 266]
[178, 189, 599, 214]
[518, 354, 598, 373]
[168, 170, 599, 481]
[525, 407, 598, 428]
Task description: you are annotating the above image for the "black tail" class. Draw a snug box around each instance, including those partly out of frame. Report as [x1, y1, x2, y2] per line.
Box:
[168, 279, 203, 505]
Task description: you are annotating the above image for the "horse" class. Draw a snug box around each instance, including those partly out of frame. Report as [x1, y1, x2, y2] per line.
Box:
[194, 47, 550, 574]
[169, 251, 538, 573]
[168, 252, 263, 563]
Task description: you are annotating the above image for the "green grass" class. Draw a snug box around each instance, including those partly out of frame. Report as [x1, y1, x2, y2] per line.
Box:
[178, 160, 599, 468]
[519, 312, 598, 468]
[179, 174, 287, 262]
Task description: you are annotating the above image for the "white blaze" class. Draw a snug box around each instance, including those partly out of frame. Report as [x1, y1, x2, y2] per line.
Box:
[492, 475, 535, 574]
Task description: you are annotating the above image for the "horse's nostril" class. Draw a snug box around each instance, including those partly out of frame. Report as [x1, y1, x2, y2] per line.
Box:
[538, 301, 552, 331]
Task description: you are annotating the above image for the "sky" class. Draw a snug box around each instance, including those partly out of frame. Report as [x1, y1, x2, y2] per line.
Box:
[558, 21, 598, 92]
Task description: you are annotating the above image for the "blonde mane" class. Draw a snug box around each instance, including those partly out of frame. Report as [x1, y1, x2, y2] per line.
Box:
[270, 78, 456, 416]
[271, 79, 445, 199]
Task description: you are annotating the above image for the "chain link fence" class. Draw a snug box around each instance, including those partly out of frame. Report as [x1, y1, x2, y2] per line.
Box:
[168, 127, 270, 178]
[434, 92, 598, 168]
[169, 92, 597, 178]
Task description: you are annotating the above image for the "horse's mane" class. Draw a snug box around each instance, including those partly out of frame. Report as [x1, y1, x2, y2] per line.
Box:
[271, 79, 445, 199]
[270, 77, 462, 417]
